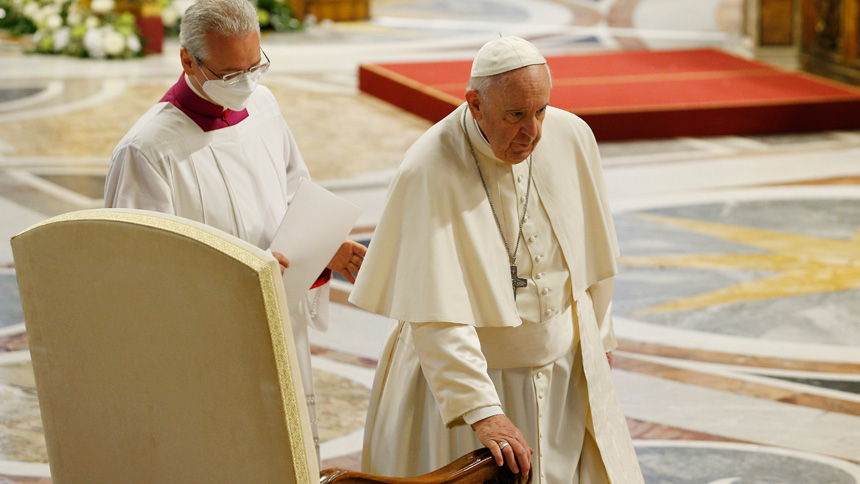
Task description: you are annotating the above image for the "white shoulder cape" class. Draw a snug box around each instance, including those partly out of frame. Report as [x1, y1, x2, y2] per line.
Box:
[350, 103, 619, 327]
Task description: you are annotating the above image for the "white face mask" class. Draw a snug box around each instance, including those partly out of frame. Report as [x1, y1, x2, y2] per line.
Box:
[201, 74, 259, 111]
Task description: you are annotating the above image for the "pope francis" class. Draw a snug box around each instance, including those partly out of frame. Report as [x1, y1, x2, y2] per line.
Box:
[349, 37, 644, 484]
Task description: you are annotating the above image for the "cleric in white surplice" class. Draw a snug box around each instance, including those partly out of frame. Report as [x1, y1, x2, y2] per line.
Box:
[349, 37, 644, 484]
[103, 0, 366, 458]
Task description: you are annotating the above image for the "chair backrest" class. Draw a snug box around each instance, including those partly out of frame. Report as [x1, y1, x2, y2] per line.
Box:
[11, 209, 319, 484]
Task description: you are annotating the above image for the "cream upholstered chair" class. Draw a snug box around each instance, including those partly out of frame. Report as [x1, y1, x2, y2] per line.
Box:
[12, 209, 523, 484]
[12, 209, 319, 483]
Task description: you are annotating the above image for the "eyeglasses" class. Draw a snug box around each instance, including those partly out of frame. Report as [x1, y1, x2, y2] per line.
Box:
[195, 48, 270, 85]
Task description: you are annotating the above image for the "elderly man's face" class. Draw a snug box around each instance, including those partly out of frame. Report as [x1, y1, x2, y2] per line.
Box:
[467, 64, 551, 165]
[180, 30, 261, 104]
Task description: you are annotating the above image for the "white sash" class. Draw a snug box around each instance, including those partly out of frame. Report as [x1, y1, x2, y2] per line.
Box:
[476, 304, 575, 369]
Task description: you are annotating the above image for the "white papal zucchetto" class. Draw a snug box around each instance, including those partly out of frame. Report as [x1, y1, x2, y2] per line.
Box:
[470, 36, 547, 78]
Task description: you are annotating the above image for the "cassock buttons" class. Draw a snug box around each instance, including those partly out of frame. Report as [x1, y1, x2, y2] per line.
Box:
[541, 287, 551, 295]
[517, 175, 524, 183]
[544, 308, 553, 316]
[535, 255, 543, 263]
[520, 195, 526, 203]
[528, 235, 536, 243]
[535, 272, 544, 280]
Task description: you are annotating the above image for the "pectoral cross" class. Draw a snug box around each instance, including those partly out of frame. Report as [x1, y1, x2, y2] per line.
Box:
[511, 264, 527, 300]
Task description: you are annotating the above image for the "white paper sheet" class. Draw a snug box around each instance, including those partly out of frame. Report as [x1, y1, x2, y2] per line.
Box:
[269, 179, 362, 313]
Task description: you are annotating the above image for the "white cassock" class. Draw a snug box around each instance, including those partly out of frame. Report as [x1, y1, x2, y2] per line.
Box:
[350, 103, 644, 484]
[104, 75, 329, 455]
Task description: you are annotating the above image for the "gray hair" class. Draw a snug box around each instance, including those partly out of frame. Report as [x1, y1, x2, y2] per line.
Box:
[179, 0, 260, 61]
[467, 64, 553, 99]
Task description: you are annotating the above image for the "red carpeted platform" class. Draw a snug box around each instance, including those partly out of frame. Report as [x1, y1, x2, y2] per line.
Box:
[359, 48, 860, 141]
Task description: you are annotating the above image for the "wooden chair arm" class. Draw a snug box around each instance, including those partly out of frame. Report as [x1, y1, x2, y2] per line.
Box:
[320, 448, 530, 484]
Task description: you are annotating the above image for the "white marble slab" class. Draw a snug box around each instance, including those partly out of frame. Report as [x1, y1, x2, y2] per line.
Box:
[614, 369, 860, 460]
[606, 149, 860, 201]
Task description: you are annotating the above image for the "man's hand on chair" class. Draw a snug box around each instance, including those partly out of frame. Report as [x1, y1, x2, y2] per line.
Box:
[472, 414, 533, 478]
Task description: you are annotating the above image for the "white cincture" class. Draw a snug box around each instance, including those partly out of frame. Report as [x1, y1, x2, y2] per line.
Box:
[308, 287, 321, 319]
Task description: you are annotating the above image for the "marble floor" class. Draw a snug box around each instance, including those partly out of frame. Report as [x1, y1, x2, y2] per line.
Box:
[2, 0, 860, 482]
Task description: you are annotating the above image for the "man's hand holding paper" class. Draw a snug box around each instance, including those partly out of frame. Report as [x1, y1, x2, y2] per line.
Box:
[273, 242, 366, 282]
[269, 179, 362, 312]
[326, 240, 367, 284]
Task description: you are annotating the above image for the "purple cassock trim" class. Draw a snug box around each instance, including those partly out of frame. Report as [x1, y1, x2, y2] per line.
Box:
[160, 74, 249, 132]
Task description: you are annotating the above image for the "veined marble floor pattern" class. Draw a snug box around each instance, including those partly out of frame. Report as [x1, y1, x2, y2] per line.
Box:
[2, 0, 860, 482]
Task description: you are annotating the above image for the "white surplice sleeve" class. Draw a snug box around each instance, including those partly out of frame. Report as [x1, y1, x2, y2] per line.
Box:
[104, 145, 174, 213]
[279, 109, 310, 196]
[410, 321, 502, 428]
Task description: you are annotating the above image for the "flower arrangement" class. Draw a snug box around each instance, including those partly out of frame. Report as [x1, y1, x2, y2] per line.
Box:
[0, 0, 144, 58]
[158, 0, 178, 36]
[0, 0, 302, 58]
[255, 0, 301, 32]
[159, 0, 303, 35]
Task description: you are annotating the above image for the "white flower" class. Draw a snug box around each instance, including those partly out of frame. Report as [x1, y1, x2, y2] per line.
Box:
[22, 2, 39, 20]
[66, 10, 82, 25]
[40, 4, 60, 18]
[52, 26, 70, 51]
[32, 4, 57, 24]
[66, 4, 81, 25]
[90, 0, 114, 13]
[83, 27, 105, 58]
[45, 13, 62, 29]
[102, 28, 124, 56]
[85, 15, 99, 29]
[160, 5, 178, 27]
[126, 33, 141, 53]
